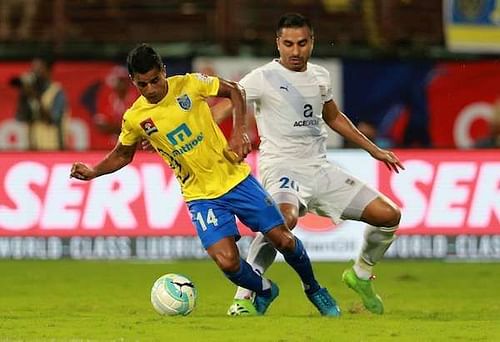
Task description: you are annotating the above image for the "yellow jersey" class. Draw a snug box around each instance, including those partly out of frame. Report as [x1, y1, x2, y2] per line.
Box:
[119, 73, 250, 201]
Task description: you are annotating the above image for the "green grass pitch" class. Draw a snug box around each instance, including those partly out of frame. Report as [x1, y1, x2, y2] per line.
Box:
[1, 260, 499, 341]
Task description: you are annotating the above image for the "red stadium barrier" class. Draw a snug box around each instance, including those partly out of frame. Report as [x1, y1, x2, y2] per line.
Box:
[0, 150, 498, 259]
[380, 149, 500, 235]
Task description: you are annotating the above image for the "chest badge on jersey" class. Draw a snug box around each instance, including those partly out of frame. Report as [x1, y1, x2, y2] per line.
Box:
[176, 94, 192, 111]
[140, 118, 159, 136]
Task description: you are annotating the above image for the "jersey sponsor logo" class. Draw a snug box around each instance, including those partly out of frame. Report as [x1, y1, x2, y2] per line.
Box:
[171, 133, 204, 157]
[303, 104, 313, 117]
[176, 94, 192, 111]
[167, 123, 192, 145]
[140, 118, 159, 136]
[293, 119, 319, 127]
[279, 85, 289, 92]
[166, 123, 204, 156]
[293, 104, 317, 126]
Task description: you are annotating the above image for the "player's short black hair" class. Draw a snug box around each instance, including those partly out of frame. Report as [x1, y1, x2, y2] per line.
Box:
[276, 13, 314, 37]
[127, 43, 163, 76]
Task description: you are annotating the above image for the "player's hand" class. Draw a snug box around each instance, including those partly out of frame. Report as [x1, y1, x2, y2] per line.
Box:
[140, 139, 155, 153]
[70, 162, 97, 181]
[228, 128, 252, 162]
[370, 148, 405, 173]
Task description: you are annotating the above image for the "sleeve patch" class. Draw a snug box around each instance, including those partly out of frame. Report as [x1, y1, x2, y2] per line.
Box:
[195, 73, 212, 83]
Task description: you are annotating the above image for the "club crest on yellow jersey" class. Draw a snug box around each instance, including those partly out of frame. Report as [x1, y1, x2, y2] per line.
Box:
[177, 94, 192, 111]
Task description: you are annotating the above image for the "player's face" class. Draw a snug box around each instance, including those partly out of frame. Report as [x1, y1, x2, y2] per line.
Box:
[276, 26, 314, 72]
[131, 67, 167, 104]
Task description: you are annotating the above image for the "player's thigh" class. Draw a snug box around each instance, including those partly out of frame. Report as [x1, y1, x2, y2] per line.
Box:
[260, 165, 313, 216]
[311, 165, 378, 223]
[187, 199, 239, 250]
[228, 175, 285, 234]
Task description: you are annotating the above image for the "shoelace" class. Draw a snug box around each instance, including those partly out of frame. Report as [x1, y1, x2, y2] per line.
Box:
[314, 291, 333, 309]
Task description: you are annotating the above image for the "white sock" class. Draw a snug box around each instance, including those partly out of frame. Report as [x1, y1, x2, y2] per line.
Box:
[234, 233, 277, 300]
[353, 259, 373, 280]
[354, 224, 398, 280]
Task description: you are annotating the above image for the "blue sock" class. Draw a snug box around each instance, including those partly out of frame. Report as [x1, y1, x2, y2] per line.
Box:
[224, 258, 271, 296]
[282, 237, 320, 295]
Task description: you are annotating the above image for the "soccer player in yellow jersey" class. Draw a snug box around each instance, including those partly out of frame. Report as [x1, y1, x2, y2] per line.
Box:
[70, 43, 339, 316]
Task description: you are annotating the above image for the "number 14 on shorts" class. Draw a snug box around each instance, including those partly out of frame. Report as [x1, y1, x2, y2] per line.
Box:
[196, 208, 219, 231]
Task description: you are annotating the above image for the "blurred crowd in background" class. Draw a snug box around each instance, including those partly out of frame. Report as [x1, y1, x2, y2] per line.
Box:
[0, 0, 499, 150]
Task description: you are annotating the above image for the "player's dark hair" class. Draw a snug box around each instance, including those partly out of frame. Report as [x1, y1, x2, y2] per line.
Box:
[276, 13, 314, 37]
[127, 43, 163, 76]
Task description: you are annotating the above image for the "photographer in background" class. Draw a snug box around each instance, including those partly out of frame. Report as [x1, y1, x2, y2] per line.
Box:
[87, 65, 138, 149]
[10, 57, 69, 150]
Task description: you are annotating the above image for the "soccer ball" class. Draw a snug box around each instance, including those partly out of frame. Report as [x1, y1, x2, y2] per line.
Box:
[150, 273, 197, 316]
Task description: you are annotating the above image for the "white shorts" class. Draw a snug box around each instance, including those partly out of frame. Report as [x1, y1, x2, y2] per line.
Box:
[259, 161, 379, 224]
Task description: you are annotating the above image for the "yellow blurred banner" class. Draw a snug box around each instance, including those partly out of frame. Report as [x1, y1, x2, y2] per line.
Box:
[444, 0, 500, 52]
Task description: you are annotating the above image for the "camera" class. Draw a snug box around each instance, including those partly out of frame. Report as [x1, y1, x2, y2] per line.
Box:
[9, 72, 37, 89]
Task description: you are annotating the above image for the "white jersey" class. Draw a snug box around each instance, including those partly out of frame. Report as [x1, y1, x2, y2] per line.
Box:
[239, 59, 334, 166]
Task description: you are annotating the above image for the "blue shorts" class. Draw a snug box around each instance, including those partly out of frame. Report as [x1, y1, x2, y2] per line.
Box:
[187, 175, 285, 249]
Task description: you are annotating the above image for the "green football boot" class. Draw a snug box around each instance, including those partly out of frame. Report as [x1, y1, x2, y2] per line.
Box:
[226, 298, 258, 316]
[342, 268, 384, 314]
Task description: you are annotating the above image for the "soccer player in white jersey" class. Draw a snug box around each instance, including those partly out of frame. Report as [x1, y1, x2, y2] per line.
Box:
[216, 13, 405, 316]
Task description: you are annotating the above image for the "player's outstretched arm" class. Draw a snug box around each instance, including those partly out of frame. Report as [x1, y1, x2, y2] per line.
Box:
[322, 100, 404, 173]
[216, 78, 251, 161]
[211, 98, 233, 124]
[70, 142, 137, 181]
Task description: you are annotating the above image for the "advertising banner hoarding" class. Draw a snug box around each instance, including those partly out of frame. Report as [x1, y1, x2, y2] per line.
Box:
[0, 150, 498, 260]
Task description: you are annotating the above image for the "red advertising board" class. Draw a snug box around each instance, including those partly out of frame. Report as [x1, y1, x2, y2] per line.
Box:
[379, 149, 500, 235]
[0, 151, 259, 237]
[1, 150, 498, 238]
[0, 150, 498, 260]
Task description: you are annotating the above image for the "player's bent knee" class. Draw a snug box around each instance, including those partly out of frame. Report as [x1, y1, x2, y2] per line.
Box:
[375, 206, 400, 227]
[210, 250, 240, 273]
[274, 233, 296, 253]
[283, 213, 298, 230]
[384, 205, 401, 227]
[265, 225, 296, 252]
[364, 198, 402, 227]
[279, 203, 299, 230]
